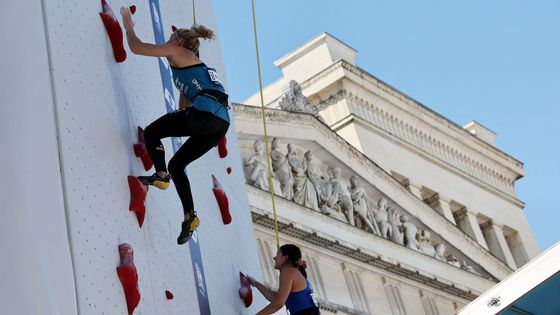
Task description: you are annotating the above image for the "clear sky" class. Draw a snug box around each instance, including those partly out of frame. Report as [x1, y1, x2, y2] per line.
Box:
[212, 0, 560, 251]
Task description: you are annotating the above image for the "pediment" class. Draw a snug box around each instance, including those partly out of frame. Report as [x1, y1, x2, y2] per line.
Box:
[234, 104, 512, 281]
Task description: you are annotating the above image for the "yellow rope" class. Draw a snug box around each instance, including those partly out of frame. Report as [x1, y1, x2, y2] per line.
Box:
[192, 0, 197, 25]
[251, 0, 280, 249]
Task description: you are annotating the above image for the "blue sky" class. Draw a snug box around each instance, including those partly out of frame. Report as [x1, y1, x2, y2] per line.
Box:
[213, 0, 560, 251]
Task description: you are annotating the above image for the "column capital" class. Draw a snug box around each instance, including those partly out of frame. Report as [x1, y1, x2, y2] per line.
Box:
[453, 206, 468, 220]
[480, 219, 494, 232]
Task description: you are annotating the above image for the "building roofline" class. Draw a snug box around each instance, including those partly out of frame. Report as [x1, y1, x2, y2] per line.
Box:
[303, 59, 524, 170]
[274, 32, 358, 68]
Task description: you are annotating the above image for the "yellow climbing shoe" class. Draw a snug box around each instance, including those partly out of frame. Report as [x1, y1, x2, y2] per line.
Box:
[177, 213, 200, 245]
[138, 173, 171, 190]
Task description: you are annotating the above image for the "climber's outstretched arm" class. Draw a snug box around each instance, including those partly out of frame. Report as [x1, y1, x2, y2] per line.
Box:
[247, 276, 277, 302]
[120, 7, 194, 59]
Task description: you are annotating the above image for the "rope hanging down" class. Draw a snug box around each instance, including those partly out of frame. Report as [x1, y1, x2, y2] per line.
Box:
[192, 0, 197, 25]
[251, 0, 281, 249]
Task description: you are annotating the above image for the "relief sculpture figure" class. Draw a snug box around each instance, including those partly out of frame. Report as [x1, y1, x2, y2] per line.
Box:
[371, 197, 393, 240]
[330, 167, 354, 226]
[287, 144, 319, 210]
[304, 151, 336, 214]
[270, 138, 294, 200]
[244, 140, 269, 190]
[350, 176, 380, 235]
[399, 215, 419, 250]
[389, 207, 404, 245]
[417, 230, 436, 257]
[320, 167, 348, 222]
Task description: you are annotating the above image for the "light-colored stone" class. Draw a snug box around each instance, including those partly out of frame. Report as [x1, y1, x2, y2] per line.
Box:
[236, 32, 540, 315]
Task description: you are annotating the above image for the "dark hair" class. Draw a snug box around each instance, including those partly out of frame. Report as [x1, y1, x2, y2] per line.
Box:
[279, 244, 307, 278]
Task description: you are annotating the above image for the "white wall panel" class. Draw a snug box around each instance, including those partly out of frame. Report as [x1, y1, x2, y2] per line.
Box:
[1, 0, 263, 314]
[0, 0, 77, 314]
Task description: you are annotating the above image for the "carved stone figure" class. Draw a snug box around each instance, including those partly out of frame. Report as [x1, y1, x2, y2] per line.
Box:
[434, 243, 447, 261]
[399, 215, 419, 251]
[316, 166, 346, 222]
[303, 151, 327, 203]
[350, 176, 380, 235]
[287, 144, 319, 210]
[308, 161, 339, 219]
[244, 140, 269, 190]
[446, 255, 461, 268]
[329, 167, 354, 226]
[417, 230, 436, 257]
[461, 260, 481, 276]
[389, 207, 404, 245]
[371, 197, 393, 240]
[270, 138, 293, 200]
[278, 80, 317, 115]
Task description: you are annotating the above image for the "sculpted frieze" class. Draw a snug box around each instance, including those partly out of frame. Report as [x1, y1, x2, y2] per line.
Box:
[242, 138, 489, 277]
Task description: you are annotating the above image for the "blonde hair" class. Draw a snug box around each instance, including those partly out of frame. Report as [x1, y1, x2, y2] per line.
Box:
[175, 25, 215, 53]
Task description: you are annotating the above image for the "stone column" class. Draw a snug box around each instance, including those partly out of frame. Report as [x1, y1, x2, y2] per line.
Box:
[480, 220, 517, 269]
[454, 208, 488, 250]
[438, 198, 457, 225]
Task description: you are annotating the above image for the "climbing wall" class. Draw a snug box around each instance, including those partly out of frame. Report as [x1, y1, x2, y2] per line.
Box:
[2, 0, 263, 314]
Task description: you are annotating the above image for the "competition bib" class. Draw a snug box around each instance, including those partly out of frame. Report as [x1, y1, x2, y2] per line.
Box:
[310, 291, 319, 306]
[207, 68, 223, 87]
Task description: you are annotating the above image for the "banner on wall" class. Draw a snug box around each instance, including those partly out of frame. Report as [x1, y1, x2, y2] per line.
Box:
[148, 1, 211, 314]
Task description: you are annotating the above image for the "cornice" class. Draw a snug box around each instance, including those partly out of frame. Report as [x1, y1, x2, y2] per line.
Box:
[233, 105, 514, 279]
[299, 59, 524, 176]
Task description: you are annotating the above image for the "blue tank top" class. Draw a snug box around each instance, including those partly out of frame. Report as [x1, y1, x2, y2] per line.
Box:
[170, 63, 230, 123]
[285, 280, 318, 314]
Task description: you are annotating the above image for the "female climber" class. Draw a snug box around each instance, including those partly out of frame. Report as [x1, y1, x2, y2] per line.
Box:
[120, 7, 230, 245]
[248, 244, 321, 315]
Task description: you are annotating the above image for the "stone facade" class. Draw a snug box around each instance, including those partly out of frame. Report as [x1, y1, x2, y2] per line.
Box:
[235, 33, 539, 315]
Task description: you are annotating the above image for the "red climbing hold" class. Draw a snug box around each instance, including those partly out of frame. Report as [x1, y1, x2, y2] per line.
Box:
[227, 167, 232, 174]
[128, 176, 148, 227]
[137, 126, 146, 143]
[217, 136, 228, 158]
[129, 5, 137, 14]
[171, 25, 177, 32]
[133, 144, 153, 171]
[134, 127, 153, 171]
[165, 290, 174, 300]
[116, 243, 141, 315]
[238, 272, 253, 307]
[133, 143, 147, 158]
[212, 175, 231, 225]
[99, 0, 126, 63]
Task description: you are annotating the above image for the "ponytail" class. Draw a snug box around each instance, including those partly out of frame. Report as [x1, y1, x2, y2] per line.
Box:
[191, 24, 215, 40]
[175, 24, 215, 53]
[296, 264, 308, 279]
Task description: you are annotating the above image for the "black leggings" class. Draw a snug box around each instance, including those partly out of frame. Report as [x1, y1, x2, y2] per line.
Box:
[143, 107, 229, 215]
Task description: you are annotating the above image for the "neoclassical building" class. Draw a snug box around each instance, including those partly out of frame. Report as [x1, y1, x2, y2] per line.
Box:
[233, 33, 539, 315]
